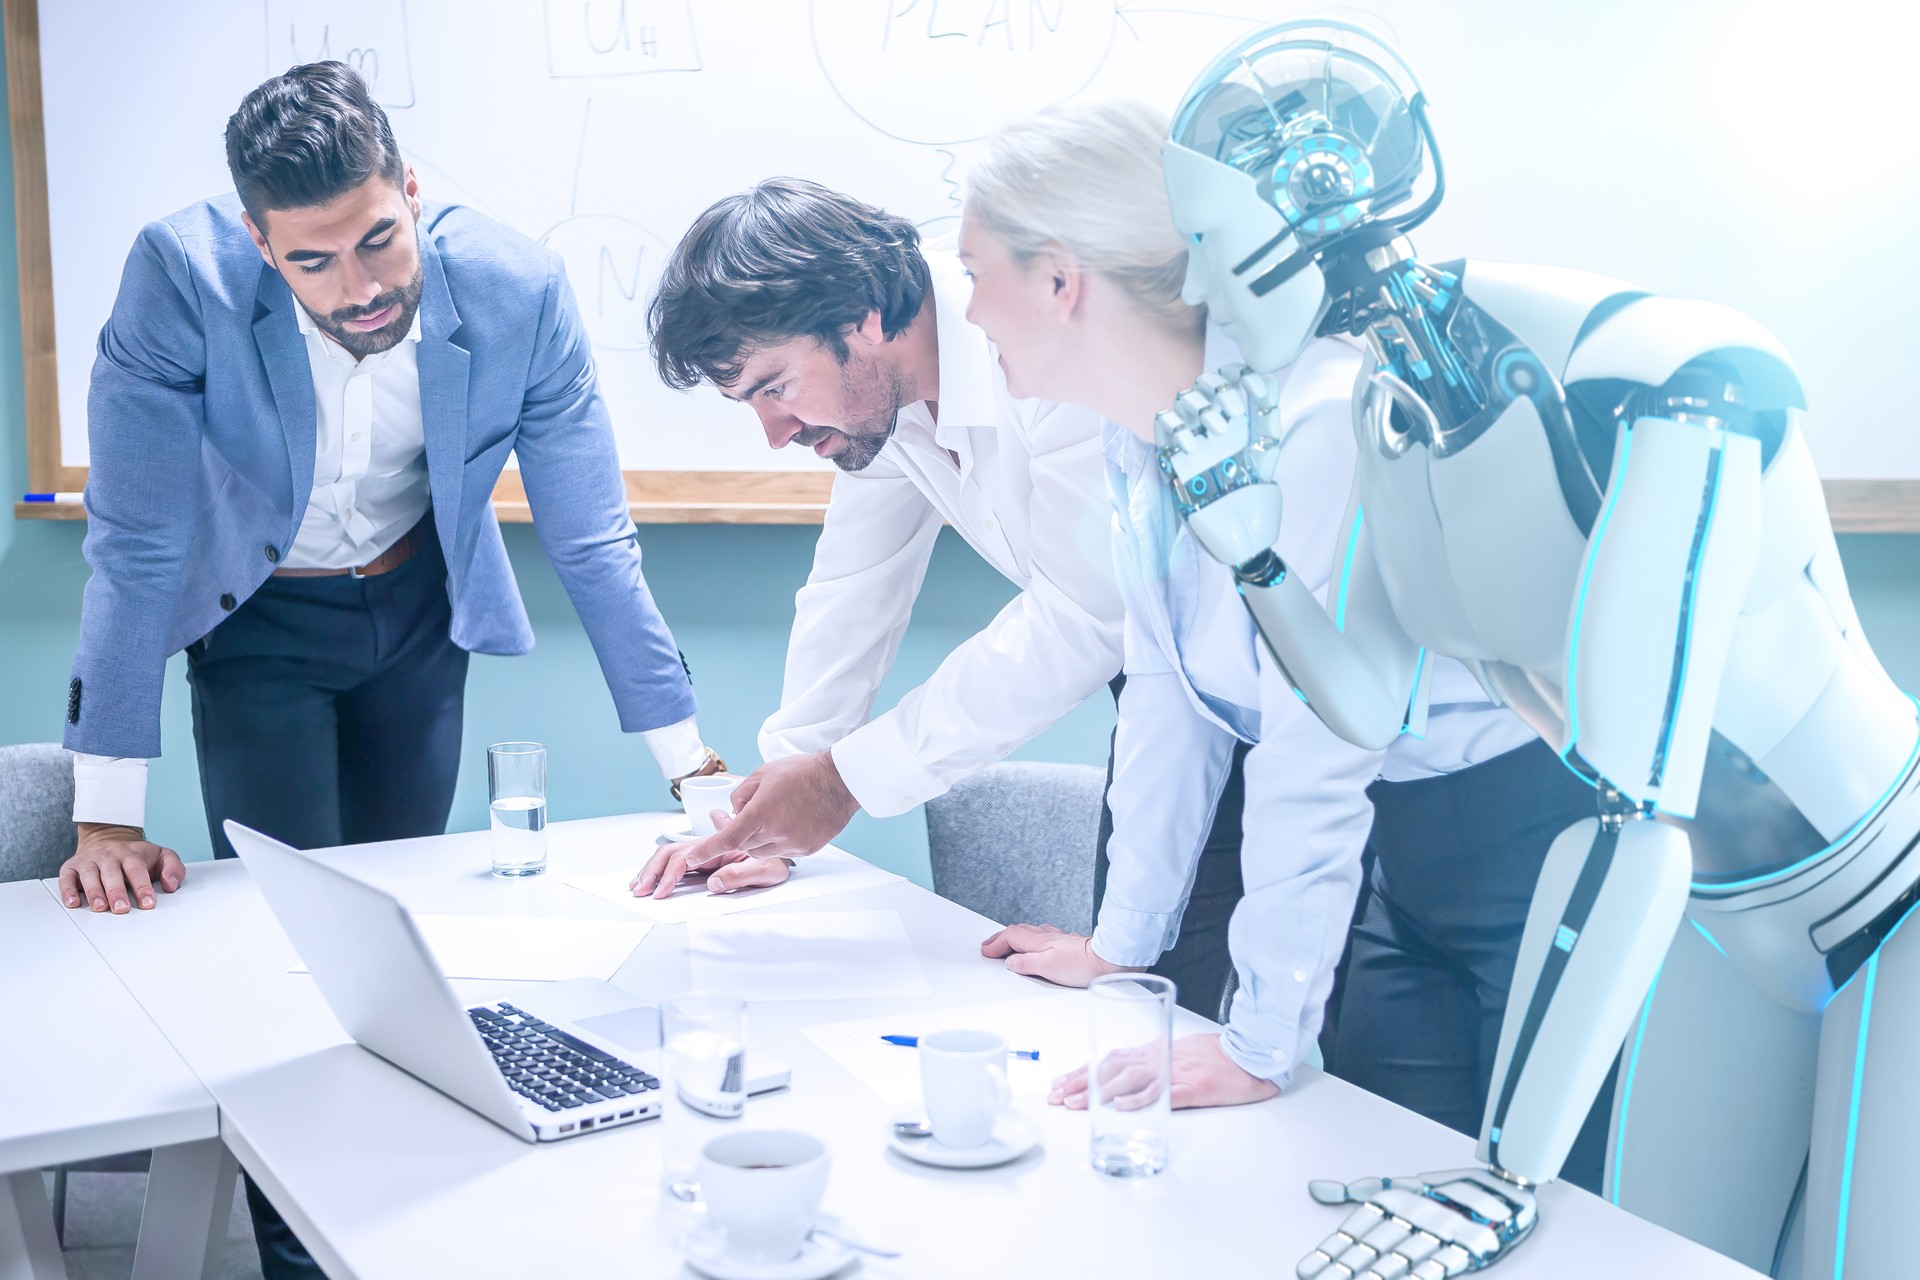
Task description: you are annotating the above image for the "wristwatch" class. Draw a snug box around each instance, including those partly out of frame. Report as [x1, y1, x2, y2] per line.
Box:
[669, 748, 728, 801]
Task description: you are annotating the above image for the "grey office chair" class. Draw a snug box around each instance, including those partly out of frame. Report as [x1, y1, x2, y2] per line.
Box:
[0, 742, 78, 883]
[923, 761, 1104, 934]
[0, 742, 152, 1241]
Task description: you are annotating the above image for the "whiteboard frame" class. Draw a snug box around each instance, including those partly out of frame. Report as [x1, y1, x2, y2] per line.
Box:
[2, 0, 830, 525]
[4, 0, 1908, 530]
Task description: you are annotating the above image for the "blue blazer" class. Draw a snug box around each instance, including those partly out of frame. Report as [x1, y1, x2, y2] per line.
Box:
[65, 196, 696, 758]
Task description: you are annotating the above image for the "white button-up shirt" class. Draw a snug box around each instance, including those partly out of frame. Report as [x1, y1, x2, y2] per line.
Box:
[75, 295, 705, 827]
[281, 299, 431, 569]
[758, 244, 1124, 813]
[1097, 330, 1535, 1087]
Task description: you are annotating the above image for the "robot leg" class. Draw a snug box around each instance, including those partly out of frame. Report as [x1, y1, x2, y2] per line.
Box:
[1477, 811, 1691, 1184]
[1802, 900, 1920, 1279]
[1606, 913, 1819, 1274]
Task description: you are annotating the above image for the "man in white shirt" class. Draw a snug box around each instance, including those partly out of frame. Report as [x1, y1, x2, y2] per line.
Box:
[634, 178, 1126, 896]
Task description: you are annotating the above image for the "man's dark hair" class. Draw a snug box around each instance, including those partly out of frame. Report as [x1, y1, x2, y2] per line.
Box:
[648, 178, 931, 390]
[225, 61, 404, 225]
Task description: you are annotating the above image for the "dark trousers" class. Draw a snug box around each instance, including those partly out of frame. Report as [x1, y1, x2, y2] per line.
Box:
[1093, 676, 1248, 1021]
[1326, 738, 1617, 1193]
[187, 521, 468, 1278]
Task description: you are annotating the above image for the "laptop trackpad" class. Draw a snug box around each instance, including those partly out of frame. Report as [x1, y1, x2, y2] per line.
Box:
[572, 1006, 662, 1053]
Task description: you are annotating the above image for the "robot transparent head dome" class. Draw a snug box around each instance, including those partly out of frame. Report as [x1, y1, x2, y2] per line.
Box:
[1171, 19, 1434, 246]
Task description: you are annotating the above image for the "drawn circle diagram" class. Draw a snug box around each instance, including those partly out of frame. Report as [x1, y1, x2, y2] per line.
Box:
[811, 0, 1118, 145]
[540, 214, 672, 352]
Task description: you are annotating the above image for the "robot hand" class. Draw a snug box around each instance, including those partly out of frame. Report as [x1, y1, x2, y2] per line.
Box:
[1297, 1168, 1537, 1278]
[1155, 364, 1286, 577]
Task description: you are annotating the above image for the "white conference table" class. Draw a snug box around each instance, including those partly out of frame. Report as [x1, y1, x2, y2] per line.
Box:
[1, 880, 235, 1280]
[51, 812, 1760, 1279]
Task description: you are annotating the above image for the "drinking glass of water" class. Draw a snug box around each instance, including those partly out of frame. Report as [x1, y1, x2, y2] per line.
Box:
[488, 742, 547, 877]
[659, 992, 748, 1207]
[1086, 973, 1175, 1177]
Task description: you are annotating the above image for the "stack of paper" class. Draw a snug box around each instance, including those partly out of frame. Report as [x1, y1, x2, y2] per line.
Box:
[686, 909, 934, 1002]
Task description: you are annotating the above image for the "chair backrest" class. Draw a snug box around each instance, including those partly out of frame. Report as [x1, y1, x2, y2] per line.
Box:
[924, 761, 1104, 934]
[0, 743, 76, 883]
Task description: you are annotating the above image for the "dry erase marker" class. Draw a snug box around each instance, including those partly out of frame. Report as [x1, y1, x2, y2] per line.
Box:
[22, 492, 83, 503]
[881, 1035, 1039, 1061]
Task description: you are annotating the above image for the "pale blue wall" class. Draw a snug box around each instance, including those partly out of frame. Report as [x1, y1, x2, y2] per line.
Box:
[0, 39, 1115, 885]
[8, 40, 1920, 888]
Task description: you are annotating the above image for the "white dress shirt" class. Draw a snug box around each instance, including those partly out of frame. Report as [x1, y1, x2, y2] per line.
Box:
[1097, 331, 1535, 1088]
[758, 243, 1124, 814]
[75, 298, 705, 828]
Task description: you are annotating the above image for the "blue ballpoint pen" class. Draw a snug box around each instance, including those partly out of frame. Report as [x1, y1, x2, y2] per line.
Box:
[880, 1035, 1039, 1061]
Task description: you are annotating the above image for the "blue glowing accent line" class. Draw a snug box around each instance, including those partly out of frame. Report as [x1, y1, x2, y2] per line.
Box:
[1562, 427, 1638, 765]
[1688, 918, 1728, 958]
[1335, 506, 1364, 633]
[1610, 964, 1663, 1206]
[1400, 647, 1429, 740]
[1554, 925, 1578, 952]
[1834, 951, 1879, 1280]
[1646, 431, 1725, 814]
[1693, 692, 1920, 893]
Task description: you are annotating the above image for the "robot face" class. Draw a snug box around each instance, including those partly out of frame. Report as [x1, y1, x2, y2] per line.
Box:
[1163, 139, 1329, 372]
[1166, 19, 1436, 369]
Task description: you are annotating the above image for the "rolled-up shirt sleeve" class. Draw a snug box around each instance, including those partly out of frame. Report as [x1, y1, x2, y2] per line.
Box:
[824, 401, 1123, 816]
[758, 453, 944, 771]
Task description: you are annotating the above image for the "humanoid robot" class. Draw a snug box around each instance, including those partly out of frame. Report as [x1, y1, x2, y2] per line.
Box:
[1154, 19, 1920, 1280]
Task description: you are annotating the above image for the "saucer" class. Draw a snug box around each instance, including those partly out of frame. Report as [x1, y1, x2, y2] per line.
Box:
[887, 1105, 1041, 1168]
[682, 1215, 857, 1280]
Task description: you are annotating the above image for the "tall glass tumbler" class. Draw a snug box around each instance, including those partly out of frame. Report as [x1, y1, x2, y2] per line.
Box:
[659, 992, 749, 1206]
[1086, 973, 1175, 1177]
[488, 742, 547, 877]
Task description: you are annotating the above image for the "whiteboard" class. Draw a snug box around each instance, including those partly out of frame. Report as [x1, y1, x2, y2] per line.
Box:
[34, 0, 1920, 478]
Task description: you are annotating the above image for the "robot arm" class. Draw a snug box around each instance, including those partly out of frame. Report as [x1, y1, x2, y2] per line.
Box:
[1299, 362, 1775, 1280]
[1156, 367, 1424, 751]
[1479, 367, 1768, 1187]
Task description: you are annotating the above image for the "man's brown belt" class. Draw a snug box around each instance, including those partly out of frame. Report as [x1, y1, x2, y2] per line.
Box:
[271, 522, 430, 579]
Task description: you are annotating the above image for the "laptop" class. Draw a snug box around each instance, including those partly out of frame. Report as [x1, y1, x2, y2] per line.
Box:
[226, 820, 789, 1143]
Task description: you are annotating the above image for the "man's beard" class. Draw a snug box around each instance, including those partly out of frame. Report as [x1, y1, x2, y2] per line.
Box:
[793, 355, 909, 473]
[308, 261, 425, 358]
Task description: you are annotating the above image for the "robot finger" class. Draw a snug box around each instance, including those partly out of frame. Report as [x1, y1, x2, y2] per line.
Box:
[1239, 370, 1278, 415]
[1410, 1242, 1475, 1279]
[1298, 1204, 1391, 1279]
[1174, 388, 1212, 429]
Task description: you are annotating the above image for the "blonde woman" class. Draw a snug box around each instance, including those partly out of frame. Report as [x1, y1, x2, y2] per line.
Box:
[963, 101, 1611, 1179]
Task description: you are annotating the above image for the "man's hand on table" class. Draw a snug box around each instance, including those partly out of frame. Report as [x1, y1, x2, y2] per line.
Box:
[60, 823, 186, 913]
[629, 826, 795, 900]
[1048, 1032, 1279, 1111]
[630, 751, 858, 900]
[979, 923, 1145, 987]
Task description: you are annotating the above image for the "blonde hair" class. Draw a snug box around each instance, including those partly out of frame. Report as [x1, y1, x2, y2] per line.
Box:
[966, 100, 1197, 329]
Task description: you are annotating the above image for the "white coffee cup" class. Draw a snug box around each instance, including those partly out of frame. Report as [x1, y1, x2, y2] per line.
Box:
[681, 774, 743, 837]
[697, 1129, 829, 1264]
[919, 1029, 1012, 1148]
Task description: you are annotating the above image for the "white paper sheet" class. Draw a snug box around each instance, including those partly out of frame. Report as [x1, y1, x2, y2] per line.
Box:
[563, 846, 904, 924]
[291, 914, 652, 982]
[685, 909, 933, 1003]
[800, 995, 1092, 1104]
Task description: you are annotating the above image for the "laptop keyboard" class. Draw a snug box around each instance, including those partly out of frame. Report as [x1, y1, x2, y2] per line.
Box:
[468, 1002, 659, 1113]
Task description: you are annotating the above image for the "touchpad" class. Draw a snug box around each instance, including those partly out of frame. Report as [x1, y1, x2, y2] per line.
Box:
[574, 1006, 662, 1053]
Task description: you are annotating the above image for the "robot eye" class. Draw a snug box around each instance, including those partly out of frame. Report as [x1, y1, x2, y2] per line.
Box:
[1191, 232, 1205, 245]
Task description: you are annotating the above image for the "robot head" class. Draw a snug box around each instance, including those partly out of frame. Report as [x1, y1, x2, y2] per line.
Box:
[1165, 19, 1441, 371]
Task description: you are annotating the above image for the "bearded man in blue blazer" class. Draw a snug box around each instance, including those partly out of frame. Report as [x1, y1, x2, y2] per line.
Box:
[55, 56, 748, 1277]
[58, 60, 742, 912]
